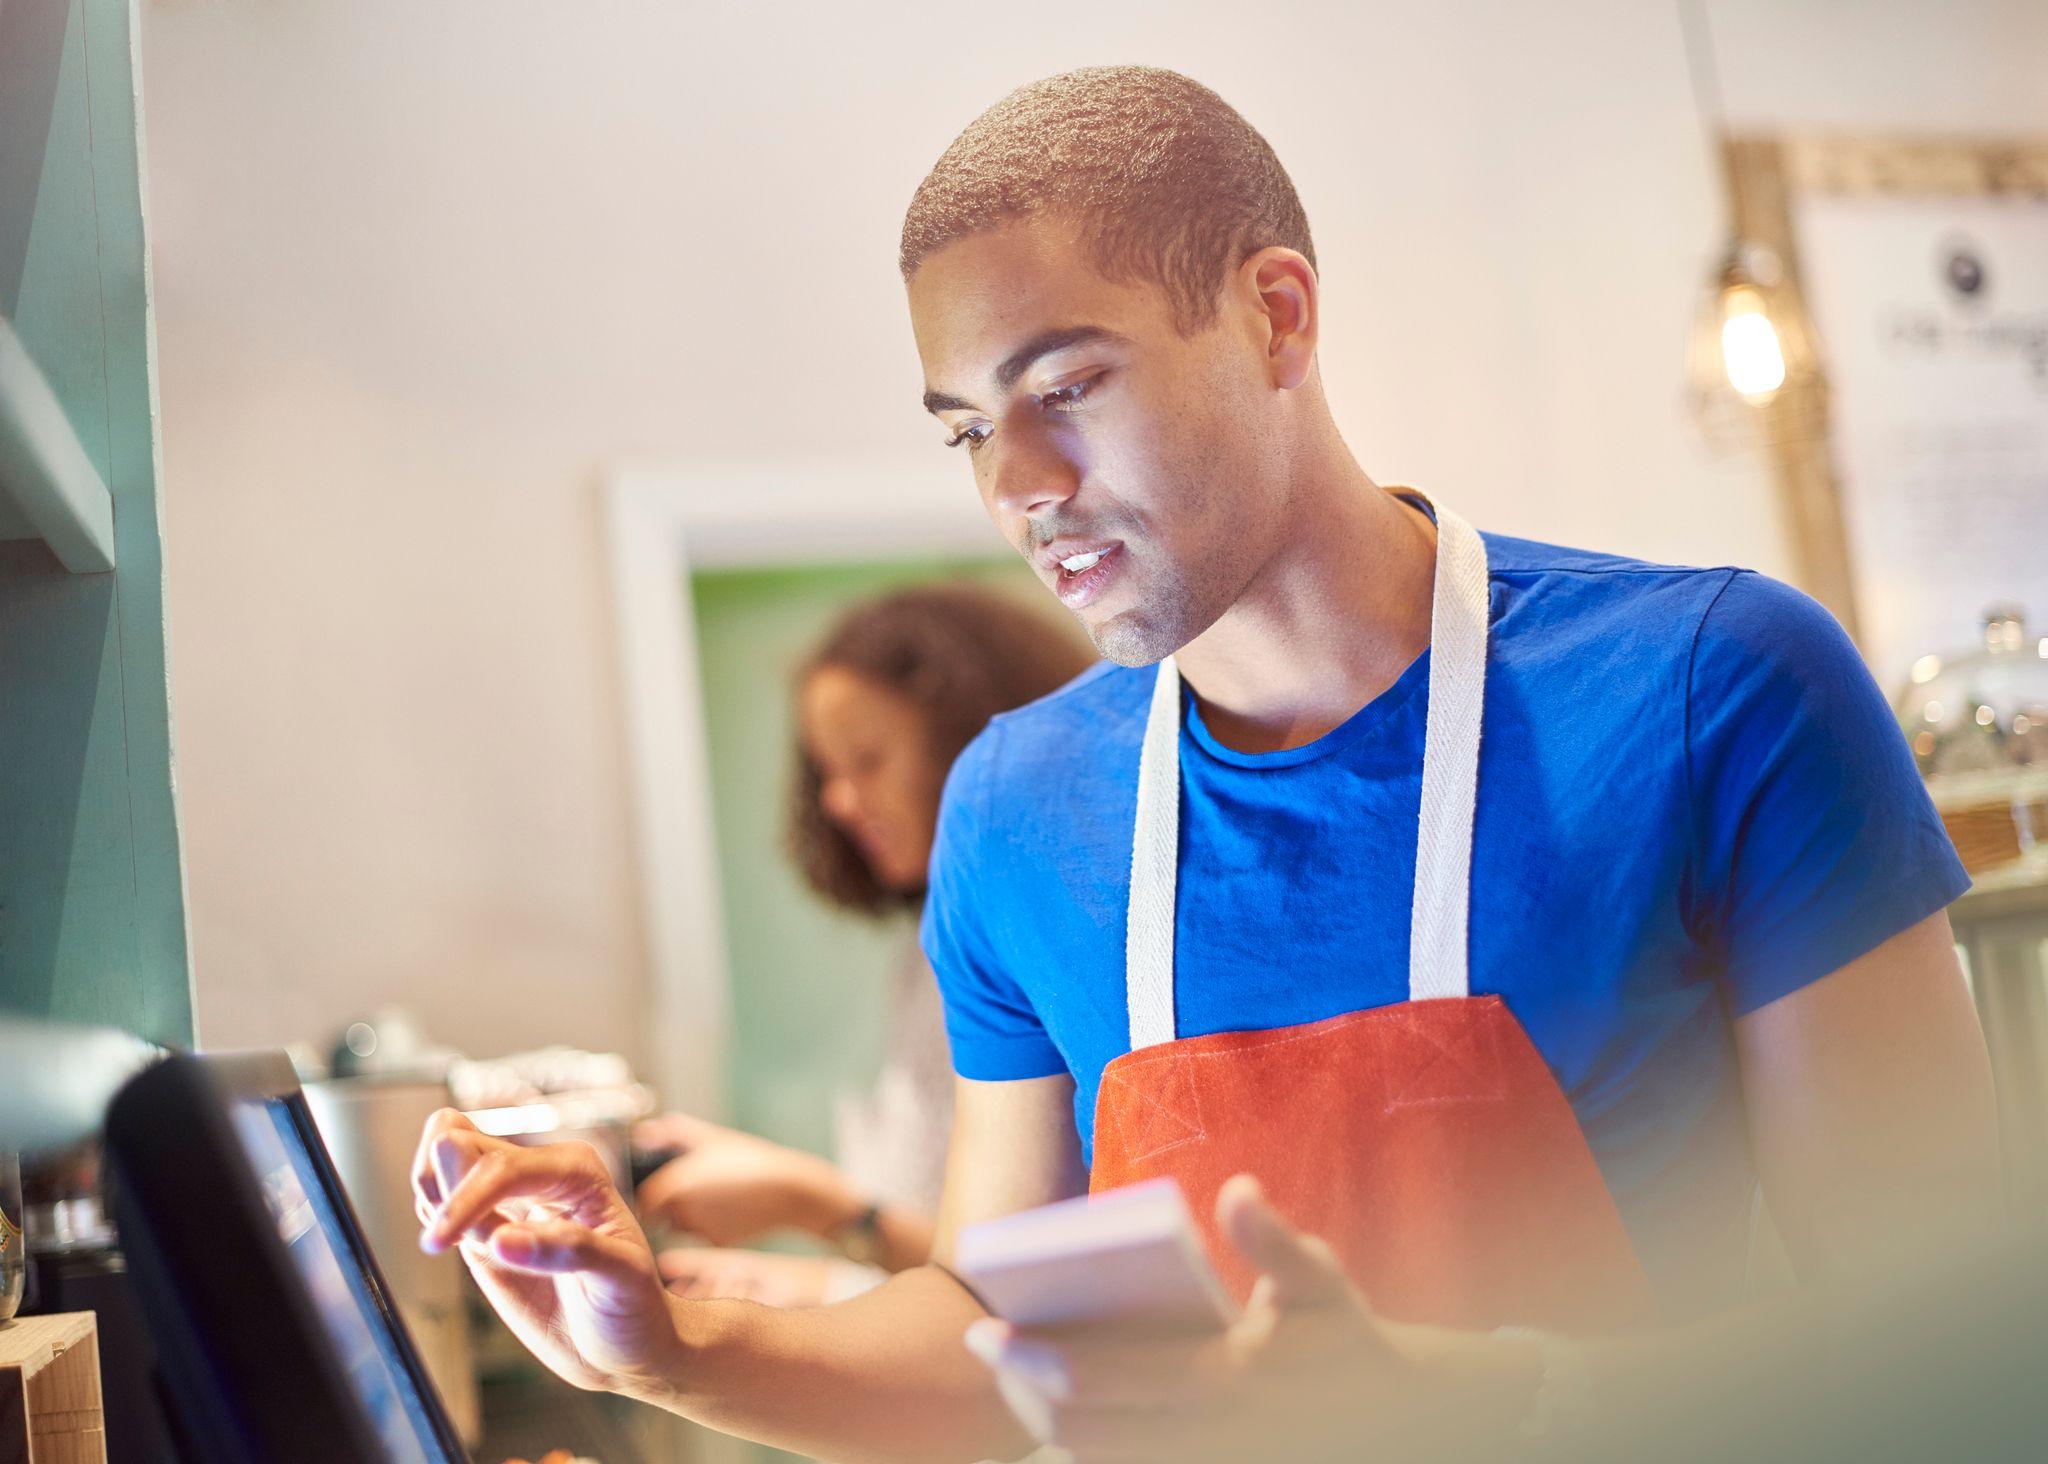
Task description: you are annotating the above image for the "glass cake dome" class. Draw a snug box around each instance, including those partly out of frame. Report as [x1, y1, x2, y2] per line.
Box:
[1894, 606, 2048, 879]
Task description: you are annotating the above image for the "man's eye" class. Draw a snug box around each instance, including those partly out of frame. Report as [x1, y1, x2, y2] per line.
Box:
[1041, 378, 1095, 410]
[943, 423, 992, 451]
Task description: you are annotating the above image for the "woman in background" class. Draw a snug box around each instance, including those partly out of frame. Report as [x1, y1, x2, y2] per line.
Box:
[634, 583, 1092, 1305]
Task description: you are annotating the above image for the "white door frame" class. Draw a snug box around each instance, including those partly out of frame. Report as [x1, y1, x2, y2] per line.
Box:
[601, 461, 1004, 1121]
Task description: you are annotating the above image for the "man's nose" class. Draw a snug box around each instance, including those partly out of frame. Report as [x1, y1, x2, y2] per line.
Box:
[985, 428, 1081, 523]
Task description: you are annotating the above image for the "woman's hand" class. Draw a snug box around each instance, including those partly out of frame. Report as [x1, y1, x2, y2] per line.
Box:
[656, 1247, 848, 1308]
[412, 1109, 687, 1402]
[633, 1112, 865, 1246]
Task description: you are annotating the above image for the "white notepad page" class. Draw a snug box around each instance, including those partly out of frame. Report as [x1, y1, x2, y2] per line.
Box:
[953, 1178, 1235, 1330]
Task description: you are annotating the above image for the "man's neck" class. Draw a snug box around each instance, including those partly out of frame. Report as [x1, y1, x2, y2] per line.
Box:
[1174, 471, 1439, 756]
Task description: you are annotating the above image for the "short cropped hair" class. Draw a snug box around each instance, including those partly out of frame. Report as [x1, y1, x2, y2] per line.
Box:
[900, 65, 1316, 332]
[788, 584, 1094, 916]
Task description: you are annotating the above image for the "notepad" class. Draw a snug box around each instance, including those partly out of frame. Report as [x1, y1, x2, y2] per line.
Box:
[953, 1178, 1236, 1330]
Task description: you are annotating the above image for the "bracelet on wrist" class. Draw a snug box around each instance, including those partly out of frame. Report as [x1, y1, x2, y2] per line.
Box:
[829, 1202, 886, 1267]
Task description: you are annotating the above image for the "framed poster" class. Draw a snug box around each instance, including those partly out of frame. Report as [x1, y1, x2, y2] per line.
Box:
[1723, 136, 2048, 695]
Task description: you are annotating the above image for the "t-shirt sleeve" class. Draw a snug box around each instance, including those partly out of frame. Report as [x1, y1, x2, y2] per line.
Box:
[1687, 570, 1971, 1015]
[919, 725, 1069, 1081]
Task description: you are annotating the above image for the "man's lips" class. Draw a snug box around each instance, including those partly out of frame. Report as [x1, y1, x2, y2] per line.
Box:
[1034, 537, 1124, 576]
[1043, 541, 1125, 611]
[846, 819, 896, 871]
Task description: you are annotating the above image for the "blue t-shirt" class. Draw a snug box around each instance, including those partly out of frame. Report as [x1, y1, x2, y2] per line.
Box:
[920, 526, 1970, 1318]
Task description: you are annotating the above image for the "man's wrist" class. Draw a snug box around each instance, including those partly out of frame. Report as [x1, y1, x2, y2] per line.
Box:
[1373, 1316, 1549, 1449]
[1492, 1326, 1589, 1450]
[613, 1289, 704, 1413]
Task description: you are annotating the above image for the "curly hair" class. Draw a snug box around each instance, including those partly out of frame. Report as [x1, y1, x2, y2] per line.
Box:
[899, 65, 1316, 333]
[788, 584, 1094, 916]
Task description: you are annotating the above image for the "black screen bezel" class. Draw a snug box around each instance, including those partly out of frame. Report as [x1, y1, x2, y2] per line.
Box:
[105, 1050, 468, 1464]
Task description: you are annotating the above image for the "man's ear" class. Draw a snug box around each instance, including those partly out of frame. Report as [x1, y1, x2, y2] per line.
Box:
[1239, 247, 1319, 390]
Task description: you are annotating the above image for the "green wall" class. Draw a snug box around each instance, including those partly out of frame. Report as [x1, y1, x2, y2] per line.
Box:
[0, 0, 192, 1045]
[692, 557, 1040, 1157]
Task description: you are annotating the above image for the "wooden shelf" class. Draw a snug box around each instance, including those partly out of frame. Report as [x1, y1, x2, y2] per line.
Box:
[0, 1311, 106, 1463]
[0, 318, 114, 574]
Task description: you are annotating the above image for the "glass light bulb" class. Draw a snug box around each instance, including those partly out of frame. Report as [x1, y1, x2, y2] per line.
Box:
[1720, 290, 1787, 400]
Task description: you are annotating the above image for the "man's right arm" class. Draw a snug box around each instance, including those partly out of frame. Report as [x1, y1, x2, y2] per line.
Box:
[418, 1073, 1084, 1464]
[660, 1072, 1086, 1463]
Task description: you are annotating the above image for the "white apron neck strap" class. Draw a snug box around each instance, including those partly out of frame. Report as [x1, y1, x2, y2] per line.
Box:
[1407, 501, 1490, 1002]
[1125, 653, 1185, 1051]
[1122, 497, 1492, 1051]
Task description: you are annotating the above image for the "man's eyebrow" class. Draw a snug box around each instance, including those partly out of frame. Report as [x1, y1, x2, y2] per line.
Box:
[920, 325, 1129, 416]
[922, 388, 975, 415]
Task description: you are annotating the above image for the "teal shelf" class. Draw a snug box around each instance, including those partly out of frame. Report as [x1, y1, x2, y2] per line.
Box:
[0, 315, 115, 573]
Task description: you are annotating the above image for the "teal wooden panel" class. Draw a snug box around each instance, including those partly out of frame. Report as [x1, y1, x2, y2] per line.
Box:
[79, 0, 190, 1040]
[0, 541, 136, 1010]
[3, 0, 110, 482]
[0, 0, 192, 1046]
[0, 0, 72, 316]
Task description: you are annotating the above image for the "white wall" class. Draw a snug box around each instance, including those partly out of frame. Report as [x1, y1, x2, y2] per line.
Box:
[138, 0, 2048, 1065]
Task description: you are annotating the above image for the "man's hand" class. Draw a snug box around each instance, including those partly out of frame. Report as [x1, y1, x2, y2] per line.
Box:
[634, 1112, 865, 1246]
[412, 1109, 686, 1402]
[964, 1175, 1540, 1462]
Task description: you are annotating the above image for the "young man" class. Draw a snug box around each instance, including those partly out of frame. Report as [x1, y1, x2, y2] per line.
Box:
[415, 67, 1998, 1462]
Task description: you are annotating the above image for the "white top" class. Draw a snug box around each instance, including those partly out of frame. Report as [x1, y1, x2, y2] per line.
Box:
[832, 932, 955, 1215]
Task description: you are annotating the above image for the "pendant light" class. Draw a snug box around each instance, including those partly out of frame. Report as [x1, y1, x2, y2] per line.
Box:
[1678, 0, 1824, 452]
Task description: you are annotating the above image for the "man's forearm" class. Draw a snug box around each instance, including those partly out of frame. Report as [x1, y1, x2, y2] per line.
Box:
[632, 1263, 1030, 1464]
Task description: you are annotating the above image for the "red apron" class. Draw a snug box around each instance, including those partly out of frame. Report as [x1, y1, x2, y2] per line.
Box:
[1089, 497, 1655, 1335]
